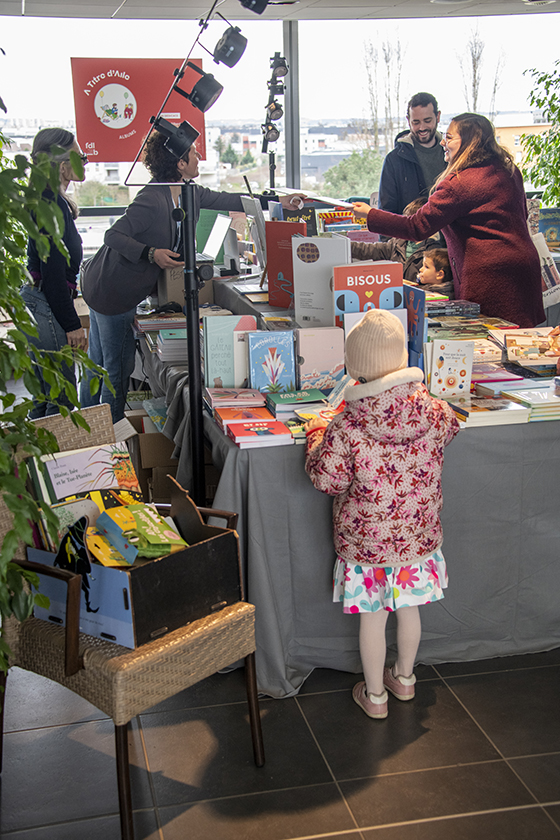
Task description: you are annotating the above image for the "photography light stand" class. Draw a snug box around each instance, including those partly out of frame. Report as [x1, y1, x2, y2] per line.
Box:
[123, 0, 255, 506]
[261, 53, 288, 190]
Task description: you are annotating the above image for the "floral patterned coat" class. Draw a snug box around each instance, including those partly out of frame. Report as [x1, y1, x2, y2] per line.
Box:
[305, 368, 460, 568]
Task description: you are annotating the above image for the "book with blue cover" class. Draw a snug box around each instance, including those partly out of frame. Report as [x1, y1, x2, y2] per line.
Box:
[247, 331, 296, 393]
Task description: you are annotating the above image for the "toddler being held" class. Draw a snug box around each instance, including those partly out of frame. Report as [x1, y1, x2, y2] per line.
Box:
[305, 310, 460, 719]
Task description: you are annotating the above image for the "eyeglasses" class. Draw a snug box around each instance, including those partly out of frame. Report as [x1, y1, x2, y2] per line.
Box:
[63, 153, 88, 165]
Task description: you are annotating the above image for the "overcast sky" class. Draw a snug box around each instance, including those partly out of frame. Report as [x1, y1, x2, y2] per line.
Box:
[1, 11, 560, 125]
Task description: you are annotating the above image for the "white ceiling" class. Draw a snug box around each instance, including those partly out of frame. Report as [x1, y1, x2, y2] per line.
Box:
[0, 0, 557, 21]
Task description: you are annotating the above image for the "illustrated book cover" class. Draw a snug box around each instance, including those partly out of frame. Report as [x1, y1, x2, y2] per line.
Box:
[247, 330, 296, 393]
[404, 284, 427, 355]
[226, 419, 294, 448]
[295, 326, 345, 390]
[428, 340, 474, 398]
[203, 314, 257, 389]
[265, 388, 326, 418]
[332, 261, 404, 329]
[266, 219, 307, 309]
[446, 395, 531, 427]
[292, 234, 351, 328]
[503, 328, 560, 368]
[214, 405, 274, 431]
[204, 387, 266, 408]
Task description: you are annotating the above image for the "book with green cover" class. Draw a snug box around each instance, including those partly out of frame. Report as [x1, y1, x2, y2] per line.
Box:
[265, 388, 326, 414]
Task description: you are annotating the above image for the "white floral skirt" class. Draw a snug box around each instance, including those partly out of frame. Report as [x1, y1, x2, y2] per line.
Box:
[333, 549, 448, 614]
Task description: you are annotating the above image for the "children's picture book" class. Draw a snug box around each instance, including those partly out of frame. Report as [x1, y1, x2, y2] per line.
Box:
[503, 328, 560, 368]
[226, 419, 294, 448]
[247, 330, 296, 393]
[281, 205, 318, 236]
[294, 403, 345, 424]
[96, 504, 188, 564]
[428, 340, 474, 398]
[470, 363, 524, 384]
[404, 285, 427, 355]
[532, 231, 560, 308]
[325, 373, 357, 410]
[475, 376, 555, 397]
[292, 234, 351, 327]
[295, 326, 345, 390]
[203, 314, 257, 388]
[266, 219, 307, 309]
[30, 443, 140, 505]
[284, 418, 307, 443]
[214, 405, 274, 431]
[204, 387, 266, 408]
[245, 292, 269, 304]
[538, 207, 560, 253]
[472, 338, 503, 364]
[332, 261, 404, 329]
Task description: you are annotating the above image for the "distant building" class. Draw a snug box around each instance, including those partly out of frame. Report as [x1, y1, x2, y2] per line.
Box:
[495, 123, 550, 167]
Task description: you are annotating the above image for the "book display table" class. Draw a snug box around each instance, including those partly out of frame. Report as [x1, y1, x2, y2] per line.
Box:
[140, 282, 560, 698]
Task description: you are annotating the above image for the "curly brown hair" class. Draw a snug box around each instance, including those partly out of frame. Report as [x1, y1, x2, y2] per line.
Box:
[143, 131, 189, 182]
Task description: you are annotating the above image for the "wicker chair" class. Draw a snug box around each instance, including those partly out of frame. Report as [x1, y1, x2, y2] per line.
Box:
[0, 404, 264, 840]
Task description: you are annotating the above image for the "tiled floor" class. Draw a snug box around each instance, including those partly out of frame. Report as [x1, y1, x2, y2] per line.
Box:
[1, 648, 559, 839]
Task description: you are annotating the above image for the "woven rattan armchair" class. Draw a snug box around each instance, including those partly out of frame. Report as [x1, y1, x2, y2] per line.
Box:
[0, 404, 264, 840]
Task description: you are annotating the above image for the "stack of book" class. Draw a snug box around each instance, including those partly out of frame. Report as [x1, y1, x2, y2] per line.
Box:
[156, 329, 188, 363]
[134, 314, 186, 336]
[265, 388, 326, 421]
[426, 300, 481, 317]
[445, 395, 531, 427]
[504, 386, 560, 421]
[204, 387, 266, 410]
[226, 419, 294, 449]
[214, 405, 274, 432]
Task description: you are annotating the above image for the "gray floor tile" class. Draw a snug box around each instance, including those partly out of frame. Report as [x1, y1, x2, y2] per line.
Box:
[3, 667, 107, 731]
[0, 809, 160, 840]
[157, 783, 356, 840]
[435, 647, 560, 677]
[139, 697, 332, 807]
[0, 719, 152, 833]
[509, 753, 560, 804]
[297, 679, 499, 780]
[361, 806, 560, 838]
[445, 668, 560, 756]
[341, 761, 535, 827]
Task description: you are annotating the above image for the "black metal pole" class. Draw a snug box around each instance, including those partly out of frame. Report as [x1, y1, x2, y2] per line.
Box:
[180, 180, 205, 505]
[269, 149, 276, 189]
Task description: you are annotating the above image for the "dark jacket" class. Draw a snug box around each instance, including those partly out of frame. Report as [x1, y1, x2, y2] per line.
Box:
[81, 182, 246, 316]
[351, 235, 447, 284]
[366, 161, 544, 328]
[378, 131, 445, 215]
[26, 191, 83, 333]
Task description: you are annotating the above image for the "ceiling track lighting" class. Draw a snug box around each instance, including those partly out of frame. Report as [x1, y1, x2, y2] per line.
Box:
[151, 117, 200, 159]
[173, 61, 223, 113]
[213, 25, 247, 67]
[238, 0, 269, 13]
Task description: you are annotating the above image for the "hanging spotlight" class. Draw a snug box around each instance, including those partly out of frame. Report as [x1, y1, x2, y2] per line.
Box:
[262, 123, 280, 143]
[173, 62, 223, 113]
[151, 117, 200, 159]
[266, 100, 283, 121]
[213, 26, 247, 68]
[270, 52, 288, 79]
[239, 0, 269, 12]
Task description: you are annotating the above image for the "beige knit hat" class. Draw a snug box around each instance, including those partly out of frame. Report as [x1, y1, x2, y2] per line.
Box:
[345, 310, 408, 382]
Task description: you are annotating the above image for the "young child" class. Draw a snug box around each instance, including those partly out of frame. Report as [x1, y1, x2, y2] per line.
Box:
[416, 248, 454, 297]
[351, 197, 446, 283]
[305, 310, 459, 719]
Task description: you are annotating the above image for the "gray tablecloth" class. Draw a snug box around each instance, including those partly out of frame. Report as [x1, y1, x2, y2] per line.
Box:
[206, 417, 560, 698]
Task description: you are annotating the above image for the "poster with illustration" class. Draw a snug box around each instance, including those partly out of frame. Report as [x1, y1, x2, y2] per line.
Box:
[71, 58, 206, 163]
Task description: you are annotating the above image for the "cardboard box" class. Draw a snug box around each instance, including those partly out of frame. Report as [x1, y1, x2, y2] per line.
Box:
[157, 267, 214, 307]
[31, 485, 242, 648]
[149, 465, 179, 503]
[125, 411, 177, 501]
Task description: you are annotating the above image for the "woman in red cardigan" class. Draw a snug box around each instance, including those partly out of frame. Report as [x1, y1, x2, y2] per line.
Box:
[353, 113, 544, 328]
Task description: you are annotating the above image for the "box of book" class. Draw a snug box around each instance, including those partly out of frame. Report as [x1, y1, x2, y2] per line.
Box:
[31, 482, 242, 649]
[333, 261, 404, 329]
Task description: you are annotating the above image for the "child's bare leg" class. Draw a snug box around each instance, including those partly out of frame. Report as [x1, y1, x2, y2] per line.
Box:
[359, 610, 389, 695]
[394, 604, 421, 677]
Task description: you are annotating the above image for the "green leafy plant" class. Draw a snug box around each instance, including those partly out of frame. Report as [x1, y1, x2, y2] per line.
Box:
[0, 130, 108, 677]
[322, 148, 384, 200]
[521, 61, 560, 205]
